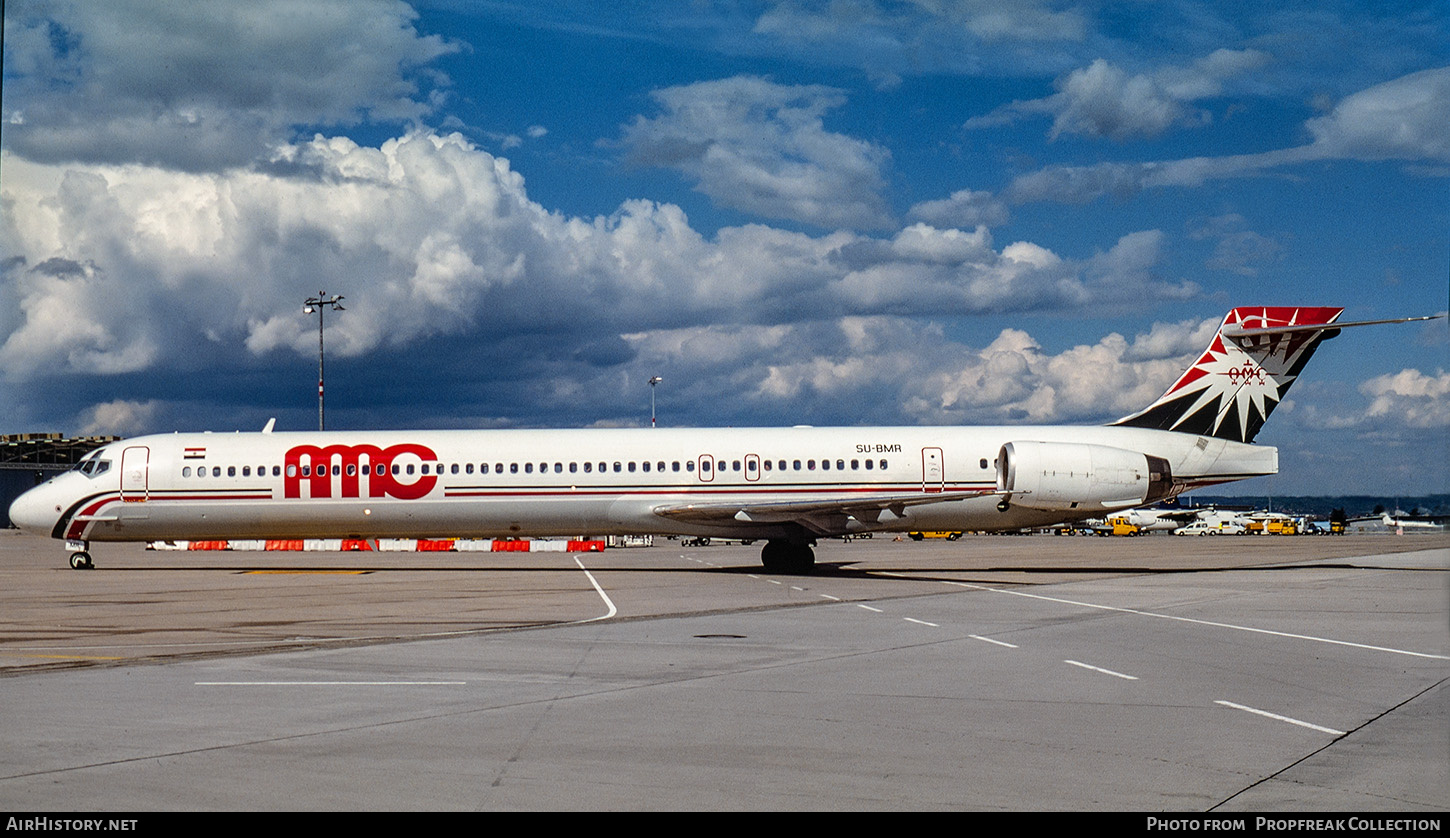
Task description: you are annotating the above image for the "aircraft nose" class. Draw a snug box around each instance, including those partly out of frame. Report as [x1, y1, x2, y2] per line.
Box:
[8, 482, 61, 536]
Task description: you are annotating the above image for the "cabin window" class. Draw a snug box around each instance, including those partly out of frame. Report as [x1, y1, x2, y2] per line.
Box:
[583, 462, 592, 473]
[227, 466, 236, 477]
[821, 459, 830, 471]
[183, 467, 192, 477]
[793, 460, 802, 470]
[642, 461, 650, 472]
[980, 458, 989, 469]
[347, 465, 356, 477]
[807, 460, 816, 470]
[510, 463, 518, 474]
[685, 461, 694, 472]
[628, 462, 636, 473]
[672, 462, 681, 472]
[286, 464, 297, 477]
[850, 459, 859, 470]
[732, 460, 741, 472]
[569, 462, 577, 473]
[302, 465, 311, 477]
[614, 462, 622, 473]
[656, 462, 665, 472]
[836, 459, 845, 470]
[865, 459, 873, 470]
[406, 464, 415, 475]
[525, 463, 533, 474]
[879, 459, 888, 469]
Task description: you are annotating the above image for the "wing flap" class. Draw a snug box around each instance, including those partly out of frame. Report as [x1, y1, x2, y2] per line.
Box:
[654, 490, 1003, 533]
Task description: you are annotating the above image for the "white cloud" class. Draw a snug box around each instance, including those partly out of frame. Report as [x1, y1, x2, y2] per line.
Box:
[79, 399, 161, 436]
[617, 314, 1225, 428]
[1303, 66, 1450, 161]
[967, 50, 1271, 141]
[618, 76, 895, 230]
[1001, 66, 1450, 205]
[1361, 369, 1450, 428]
[4, 0, 458, 170]
[907, 189, 1010, 228]
[0, 132, 1201, 385]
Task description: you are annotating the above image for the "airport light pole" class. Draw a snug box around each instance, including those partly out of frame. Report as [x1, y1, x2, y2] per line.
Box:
[649, 376, 663, 428]
[303, 292, 345, 430]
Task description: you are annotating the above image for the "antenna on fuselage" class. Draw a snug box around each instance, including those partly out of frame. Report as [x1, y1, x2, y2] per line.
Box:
[262, 418, 276, 434]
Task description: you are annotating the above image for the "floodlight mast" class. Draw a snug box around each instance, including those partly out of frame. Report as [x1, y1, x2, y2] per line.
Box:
[303, 292, 345, 430]
[649, 376, 663, 428]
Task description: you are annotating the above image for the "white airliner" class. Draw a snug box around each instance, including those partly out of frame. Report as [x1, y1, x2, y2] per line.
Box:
[8, 307, 1438, 572]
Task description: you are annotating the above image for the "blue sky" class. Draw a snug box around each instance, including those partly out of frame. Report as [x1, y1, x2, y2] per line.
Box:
[2, 0, 1446, 495]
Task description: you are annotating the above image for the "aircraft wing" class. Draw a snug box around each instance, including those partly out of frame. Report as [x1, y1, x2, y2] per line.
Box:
[653, 490, 1004, 536]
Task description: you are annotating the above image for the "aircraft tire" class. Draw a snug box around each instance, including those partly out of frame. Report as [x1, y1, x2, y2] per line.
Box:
[761, 540, 815, 574]
[69, 552, 93, 570]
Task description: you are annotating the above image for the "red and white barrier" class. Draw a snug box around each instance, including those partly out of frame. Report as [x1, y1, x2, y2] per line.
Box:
[148, 538, 606, 553]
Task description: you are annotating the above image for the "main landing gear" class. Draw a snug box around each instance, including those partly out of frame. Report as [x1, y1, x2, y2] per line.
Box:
[760, 539, 815, 574]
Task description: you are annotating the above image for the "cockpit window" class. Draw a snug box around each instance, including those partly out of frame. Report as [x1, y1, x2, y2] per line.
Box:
[76, 457, 112, 477]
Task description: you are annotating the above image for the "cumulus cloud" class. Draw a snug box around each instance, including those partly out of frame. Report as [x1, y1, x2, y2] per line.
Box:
[1, 132, 1201, 388]
[967, 50, 1271, 141]
[1000, 65, 1450, 205]
[907, 189, 1010, 229]
[2, 0, 458, 171]
[617, 76, 895, 230]
[1302, 66, 1450, 161]
[1361, 369, 1450, 428]
[79, 399, 161, 436]
[620, 314, 1222, 428]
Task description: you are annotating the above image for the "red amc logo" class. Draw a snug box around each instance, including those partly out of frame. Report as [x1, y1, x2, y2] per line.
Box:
[284, 443, 438, 500]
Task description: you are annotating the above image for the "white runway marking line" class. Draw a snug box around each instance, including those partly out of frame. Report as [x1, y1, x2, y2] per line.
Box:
[969, 634, 1018, 648]
[1064, 660, 1138, 680]
[903, 617, 939, 627]
[856, 604, 884, 613]
[1215, 700, 1346, 735]
[571, 557, 618, 622]
[942, 581, 1450, 660]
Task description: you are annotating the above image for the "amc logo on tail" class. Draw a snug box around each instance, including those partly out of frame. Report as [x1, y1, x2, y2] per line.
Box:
[284, 443, 438, 499]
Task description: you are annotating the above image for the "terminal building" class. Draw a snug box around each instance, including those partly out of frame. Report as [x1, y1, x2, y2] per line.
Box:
[1, 434, 118, 528]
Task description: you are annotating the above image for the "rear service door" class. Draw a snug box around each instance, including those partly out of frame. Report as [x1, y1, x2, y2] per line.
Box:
[921, 447, 944, 493]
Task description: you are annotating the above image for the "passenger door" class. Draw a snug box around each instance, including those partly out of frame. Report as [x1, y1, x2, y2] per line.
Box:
[120, 446, 150, 502]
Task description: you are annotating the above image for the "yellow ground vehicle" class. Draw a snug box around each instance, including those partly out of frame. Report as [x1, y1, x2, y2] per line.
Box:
[1245, 518, 1299, 535]
[909, 531, 962, 541]
[1105, 516, 1142, 536]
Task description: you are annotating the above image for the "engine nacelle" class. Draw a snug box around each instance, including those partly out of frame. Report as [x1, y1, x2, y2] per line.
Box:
[996, 441, 1173, 513]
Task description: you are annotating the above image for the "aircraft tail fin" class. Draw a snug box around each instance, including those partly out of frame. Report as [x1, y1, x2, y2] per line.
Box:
[1112, 306, 1345, 444]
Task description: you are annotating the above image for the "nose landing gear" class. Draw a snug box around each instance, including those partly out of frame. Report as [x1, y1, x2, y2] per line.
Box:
[67, 540, 94, 569]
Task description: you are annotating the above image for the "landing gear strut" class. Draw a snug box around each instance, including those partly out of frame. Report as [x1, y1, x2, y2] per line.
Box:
[67, 540, 94, 570]
[760, 539, 815, 574]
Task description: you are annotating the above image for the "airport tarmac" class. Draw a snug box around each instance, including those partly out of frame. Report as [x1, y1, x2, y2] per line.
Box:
[0, 529, 1445, 811]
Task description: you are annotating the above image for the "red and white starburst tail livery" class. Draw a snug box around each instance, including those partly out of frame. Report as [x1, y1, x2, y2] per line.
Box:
[1113, 306, 1345, 444]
